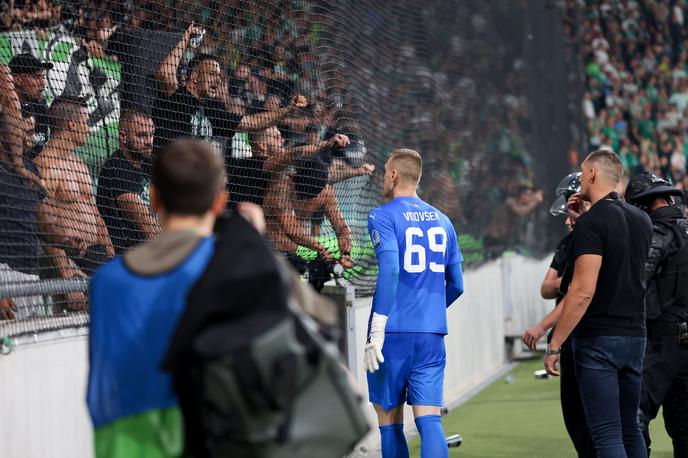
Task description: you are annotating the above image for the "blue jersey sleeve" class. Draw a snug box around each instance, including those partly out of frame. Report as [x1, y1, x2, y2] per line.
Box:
[371, 250, 399, 318]
[445, 221, 463, 307]
[368, 210, 399, 319]
[368, 209, 398, 255]
[446, 221, 463, 266]
[445, 262, 464, 307]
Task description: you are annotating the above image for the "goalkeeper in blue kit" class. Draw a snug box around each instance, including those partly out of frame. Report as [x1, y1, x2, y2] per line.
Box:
[366, 149, 464, 458]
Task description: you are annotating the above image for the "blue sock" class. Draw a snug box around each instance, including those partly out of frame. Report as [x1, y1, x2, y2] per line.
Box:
[415, 415, 448, 458]
[380, 423, 410, 458]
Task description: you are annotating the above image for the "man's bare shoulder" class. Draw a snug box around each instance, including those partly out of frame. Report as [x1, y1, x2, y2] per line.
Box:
[313, 184, 336, 208]
[36, 142, 64, 159]
[36, 145, 94, 198]
[37, 145, 90, 174]
[34, 146, 64, 184]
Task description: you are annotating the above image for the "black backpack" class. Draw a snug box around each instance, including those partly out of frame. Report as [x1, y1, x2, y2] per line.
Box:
[163, 215, 369, 458]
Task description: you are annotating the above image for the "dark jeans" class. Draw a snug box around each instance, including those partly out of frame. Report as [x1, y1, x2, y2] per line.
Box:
[560, 345, 596, 458]
[573, 336, 648, 458]
[639, 333, 688, 457]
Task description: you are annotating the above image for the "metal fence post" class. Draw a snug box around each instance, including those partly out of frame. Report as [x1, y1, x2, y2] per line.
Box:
[321, 284, 356, 369]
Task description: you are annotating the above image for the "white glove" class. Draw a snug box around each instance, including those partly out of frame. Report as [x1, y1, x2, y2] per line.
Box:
[365, 313, 388, 373]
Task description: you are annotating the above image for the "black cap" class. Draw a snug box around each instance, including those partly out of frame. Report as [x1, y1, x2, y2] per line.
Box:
[9, 53, 53, 74]
[625, 172, 683, 205]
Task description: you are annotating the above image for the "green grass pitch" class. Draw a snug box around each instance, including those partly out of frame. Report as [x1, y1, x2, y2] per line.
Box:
[408, 358, 673, 457]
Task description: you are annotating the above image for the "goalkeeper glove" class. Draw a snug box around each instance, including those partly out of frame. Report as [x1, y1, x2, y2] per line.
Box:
[365, 312, 388, 373]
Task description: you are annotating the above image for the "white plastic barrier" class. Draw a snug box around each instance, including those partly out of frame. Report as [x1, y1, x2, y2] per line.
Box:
[501, 255, 554, 338]
[0, 329, 92, 458]
[0, 254, 551, 458]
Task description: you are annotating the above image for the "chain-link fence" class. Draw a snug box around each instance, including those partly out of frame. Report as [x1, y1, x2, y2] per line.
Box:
[0, 0, 578, 337]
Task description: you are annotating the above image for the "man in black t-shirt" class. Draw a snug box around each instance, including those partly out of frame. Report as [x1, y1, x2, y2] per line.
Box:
[97, 110, 160, 255]
[106, 23, 205, 113]
[546, 149, 652, 458]
[9, 53, 53, 156]
[152, 53, 307, 157]
[523, 172, 596, 458]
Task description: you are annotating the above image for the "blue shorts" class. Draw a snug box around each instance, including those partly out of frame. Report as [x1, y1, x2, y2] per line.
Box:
[367, 332, 446, 411]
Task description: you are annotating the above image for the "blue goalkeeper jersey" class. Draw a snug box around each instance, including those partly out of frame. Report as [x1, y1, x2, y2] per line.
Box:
[368, 196, 462, 334]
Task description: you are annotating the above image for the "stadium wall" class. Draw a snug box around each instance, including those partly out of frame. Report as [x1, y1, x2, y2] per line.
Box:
[0, 255, 550, 457]
[0, 329, 91, 458]
[502, 255, 553, 339]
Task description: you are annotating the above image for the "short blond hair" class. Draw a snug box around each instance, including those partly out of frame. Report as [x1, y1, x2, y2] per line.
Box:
[584, 149, 624, 185]
[388, 148, 422, 184]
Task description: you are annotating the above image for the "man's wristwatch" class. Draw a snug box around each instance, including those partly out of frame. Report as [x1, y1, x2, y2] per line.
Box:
[545, 344, 561, 356]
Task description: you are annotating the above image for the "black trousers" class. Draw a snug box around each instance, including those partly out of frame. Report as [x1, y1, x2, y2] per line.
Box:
[560, 344, 597, 458]
[639, 334, 688, 457]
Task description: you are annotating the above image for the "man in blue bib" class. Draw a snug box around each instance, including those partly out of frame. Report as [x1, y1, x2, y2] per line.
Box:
[366, 148, 465, 458]
[87, 139, 243, 457]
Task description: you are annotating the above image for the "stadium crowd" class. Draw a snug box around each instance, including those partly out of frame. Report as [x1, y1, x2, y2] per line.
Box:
[0, 0, 378, 318]
[317, 0, 544, 257]
[569, 0, 688, 194]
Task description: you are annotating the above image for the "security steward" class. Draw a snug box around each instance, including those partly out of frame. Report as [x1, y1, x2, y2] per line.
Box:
[625, 172, 688, 457]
